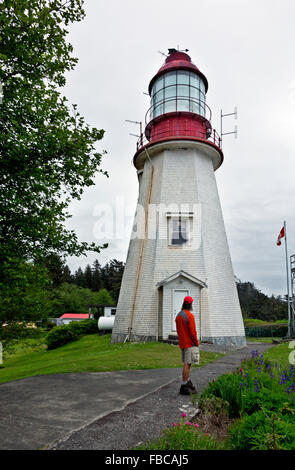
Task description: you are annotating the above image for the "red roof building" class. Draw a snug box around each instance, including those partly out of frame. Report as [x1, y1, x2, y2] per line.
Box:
[60, 314, 90, 319]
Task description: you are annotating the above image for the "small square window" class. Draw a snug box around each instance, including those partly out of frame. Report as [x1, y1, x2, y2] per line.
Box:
[167, 213, 193, 247]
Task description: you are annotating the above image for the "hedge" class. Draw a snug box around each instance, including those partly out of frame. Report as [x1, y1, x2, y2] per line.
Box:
[245, 324, 288, 338]
[45, 319, 98, 350]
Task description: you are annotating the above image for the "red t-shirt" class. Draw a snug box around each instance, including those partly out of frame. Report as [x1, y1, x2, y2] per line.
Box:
[175, 309, 199, 349]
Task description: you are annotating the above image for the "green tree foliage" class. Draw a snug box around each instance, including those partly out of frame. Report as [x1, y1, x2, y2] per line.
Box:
[92, 259, 102, 291]
[84, 264, 93, 290]
[95, 288, 113, 306]
[0, 258, 53, 322]
[0, 0, 108, 262]
[36, 253, 73, 288]
[236, 281, 287, 322]
[70, 258, 125, 301]
[99, 259, 125, 301]
[51, 283, 114, 315]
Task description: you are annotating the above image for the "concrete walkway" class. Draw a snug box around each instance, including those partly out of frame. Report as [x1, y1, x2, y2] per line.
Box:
[0, 342, 273, 450]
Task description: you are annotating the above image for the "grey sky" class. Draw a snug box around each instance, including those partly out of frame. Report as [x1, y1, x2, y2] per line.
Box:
[63, 0, 295, 297]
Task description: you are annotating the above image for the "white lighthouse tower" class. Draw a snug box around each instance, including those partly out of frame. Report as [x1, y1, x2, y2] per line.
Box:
[112, 49, 246, 347]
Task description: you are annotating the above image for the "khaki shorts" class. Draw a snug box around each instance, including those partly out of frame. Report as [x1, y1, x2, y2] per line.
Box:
[182, 346, 200, 365]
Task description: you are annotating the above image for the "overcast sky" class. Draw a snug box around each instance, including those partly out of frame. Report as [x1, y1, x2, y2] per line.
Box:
[62, 0, 295, 297]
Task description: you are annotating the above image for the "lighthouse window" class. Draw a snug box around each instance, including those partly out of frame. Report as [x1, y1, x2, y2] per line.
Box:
[178, 71, 189, 85]
[165, 85, 176, 113]
[190, 74, 199, 88]
[178, 85, 190, 98]
[153, 89, 164, 117]
[169, 217, 190, 247]
[150, 70, 206, 119]
[165, 71, 177, 86]
[154, 75, 163, 93]
[171, 218, 188, 246]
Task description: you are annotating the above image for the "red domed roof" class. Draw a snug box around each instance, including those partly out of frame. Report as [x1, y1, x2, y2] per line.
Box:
[148, 49, 208, 95]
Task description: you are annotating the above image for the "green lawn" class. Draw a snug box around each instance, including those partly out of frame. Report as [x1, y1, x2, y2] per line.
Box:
[0, 334, 223, 384]
[246, 337, 279, 343]
[262, 340, 295, 367]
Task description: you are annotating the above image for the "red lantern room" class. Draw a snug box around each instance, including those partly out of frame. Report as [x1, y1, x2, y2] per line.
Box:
[134, 48, 223, 168]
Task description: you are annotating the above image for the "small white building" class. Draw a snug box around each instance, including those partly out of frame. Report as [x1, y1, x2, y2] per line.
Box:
[104, 306, 117, 317]
[87, 304, 117, 318]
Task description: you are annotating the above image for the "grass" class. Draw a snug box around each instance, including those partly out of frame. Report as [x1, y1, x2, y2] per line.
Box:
[0, 334, 223, 384]
[244, 318, 288, 327]
[263, 340, 295, 367]
[136, 420, 225, 450]
[246, 337, 280, 343]
[2, 335, 47, 358]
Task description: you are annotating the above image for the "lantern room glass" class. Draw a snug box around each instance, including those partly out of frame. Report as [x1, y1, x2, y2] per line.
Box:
[150, 71, 206, 120]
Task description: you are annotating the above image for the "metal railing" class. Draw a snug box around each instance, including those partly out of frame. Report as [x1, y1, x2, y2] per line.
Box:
[133, 96, 221, 152]
[136, 123, 221, 151]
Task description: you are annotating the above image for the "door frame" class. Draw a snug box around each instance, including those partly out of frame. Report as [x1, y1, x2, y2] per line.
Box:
[172, 288, 190, 331]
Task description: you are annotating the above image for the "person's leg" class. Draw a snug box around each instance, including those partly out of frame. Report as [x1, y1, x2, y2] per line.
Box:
[179, 351, 191, 395]
[182, 363, 191, 382]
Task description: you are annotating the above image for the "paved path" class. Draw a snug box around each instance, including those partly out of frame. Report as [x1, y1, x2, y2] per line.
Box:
[0, 342, 273, 450]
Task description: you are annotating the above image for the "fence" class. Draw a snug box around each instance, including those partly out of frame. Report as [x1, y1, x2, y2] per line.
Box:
[245, 325, 288, 338]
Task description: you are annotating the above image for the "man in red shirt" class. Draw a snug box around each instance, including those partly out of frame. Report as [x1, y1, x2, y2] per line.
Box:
[175, 296, 200, 395]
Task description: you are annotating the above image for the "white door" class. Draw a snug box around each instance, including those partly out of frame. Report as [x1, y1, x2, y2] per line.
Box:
[172, 289, 189, 331]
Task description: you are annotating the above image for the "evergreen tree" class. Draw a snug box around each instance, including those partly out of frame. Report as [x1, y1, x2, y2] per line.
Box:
[63, 265, 73, 284]
[84, 264, 93, 290]
[74, 267, 85, 288]
[92, 259, 102, 291]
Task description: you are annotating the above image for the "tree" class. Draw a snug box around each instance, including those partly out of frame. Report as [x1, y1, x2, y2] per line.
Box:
[74, 266, 85, 288]
[0, 0, 108, 263]
[92, 259, 102, 291]
[100, 259, 125, 301]
[236, 280, 287, 322]
[84, 264, 93, 290]
[106, 259, 125, 301]
[51, 283, 114, 316]
[52, 283, 94, 315]
[36, 253, 72, 288]
[0, 257, 53, 322]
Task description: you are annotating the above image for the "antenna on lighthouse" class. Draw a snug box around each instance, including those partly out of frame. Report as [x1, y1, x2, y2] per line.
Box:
[158, 50, 168, 57]
[125, 119, 142, 134]
[125, 119, 143, 148]
[220, 107, 238, 147]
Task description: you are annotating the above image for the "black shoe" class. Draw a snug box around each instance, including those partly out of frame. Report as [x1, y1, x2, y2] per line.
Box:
[179, 383, 191, 395]
[187, 379, 197, 393]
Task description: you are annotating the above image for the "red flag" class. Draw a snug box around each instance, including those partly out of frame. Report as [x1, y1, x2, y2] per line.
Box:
[277, 226, 285, 246]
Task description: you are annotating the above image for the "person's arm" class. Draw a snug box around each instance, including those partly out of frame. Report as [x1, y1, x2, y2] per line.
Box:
[188, 314, 199, 347]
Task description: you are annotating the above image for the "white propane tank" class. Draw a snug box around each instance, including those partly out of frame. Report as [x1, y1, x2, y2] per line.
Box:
[98, 316, 115, 331]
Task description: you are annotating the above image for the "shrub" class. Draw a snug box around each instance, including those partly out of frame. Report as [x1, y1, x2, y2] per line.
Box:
[228, 410, 295, 450]
[68, 319, 97, 335]
[198, 396, 230, 426]
[46, 324, 79, 350]
[45, 319, 97, 350]
[245, 325, 288, 338]
[45, 321, 56, 331]
[136, 418, 225, 450]
[200, 373, 243, 418]
[0, 323, 45, 340]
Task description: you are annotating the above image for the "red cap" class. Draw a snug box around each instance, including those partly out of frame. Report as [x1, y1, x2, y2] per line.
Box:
[183, 296, 194, 303]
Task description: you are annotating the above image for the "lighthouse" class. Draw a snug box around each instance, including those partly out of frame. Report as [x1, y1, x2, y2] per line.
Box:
[112, 49, 246, 347]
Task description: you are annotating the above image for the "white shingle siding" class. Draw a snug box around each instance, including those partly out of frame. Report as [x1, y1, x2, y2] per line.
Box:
[112, 141, 246, 347]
